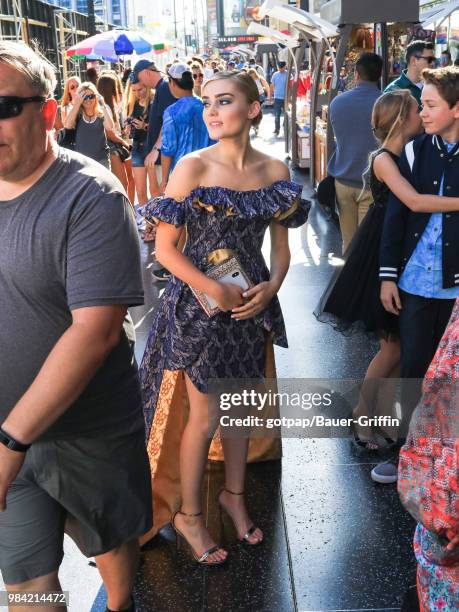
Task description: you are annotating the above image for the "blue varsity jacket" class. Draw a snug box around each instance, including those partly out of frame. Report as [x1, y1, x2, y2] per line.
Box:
[379, 134, 459, 290]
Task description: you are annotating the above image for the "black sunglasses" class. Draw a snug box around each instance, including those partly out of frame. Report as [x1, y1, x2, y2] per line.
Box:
[193, 73, 204, 80]
[0, 95, 46, 120]
[84, 94, 96, 101]
[415, 55, 436, 64]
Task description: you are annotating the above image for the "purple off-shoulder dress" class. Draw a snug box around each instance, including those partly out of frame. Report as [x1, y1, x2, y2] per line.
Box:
[139, 181, 309, 437]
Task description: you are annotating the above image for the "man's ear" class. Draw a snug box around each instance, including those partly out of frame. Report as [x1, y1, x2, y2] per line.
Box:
[42, 98, 58, 130]
[453, 100, 459, 120]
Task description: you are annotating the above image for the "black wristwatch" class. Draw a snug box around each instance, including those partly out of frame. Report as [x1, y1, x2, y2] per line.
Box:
[0, 427, 31, 452]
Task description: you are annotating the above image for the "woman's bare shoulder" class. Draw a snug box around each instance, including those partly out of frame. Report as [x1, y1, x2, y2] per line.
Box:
[260, 154, 291, 182]
[372, 150, 399, 181]
[164, 152, 206, 200]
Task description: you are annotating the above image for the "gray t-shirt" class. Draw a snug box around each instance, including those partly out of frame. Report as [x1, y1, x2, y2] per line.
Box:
[0, 147, 145, 440]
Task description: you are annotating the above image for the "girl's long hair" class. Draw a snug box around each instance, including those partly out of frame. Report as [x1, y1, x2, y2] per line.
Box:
[123, 79, 154, 118]
[97, 74, 120, 129]
[361, 89, 414, 194]
[372, 89, 414, 149]
[61, 76, 81, 107]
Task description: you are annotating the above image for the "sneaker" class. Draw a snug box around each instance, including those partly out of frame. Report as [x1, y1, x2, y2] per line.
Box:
[152, 267, 171, 282]
[135, 206, 146, 231]
[371, 460, 398, 484]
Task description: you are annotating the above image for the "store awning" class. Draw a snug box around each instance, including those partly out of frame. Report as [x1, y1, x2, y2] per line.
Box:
[255, 41, 282, 54]
[247, 22, 301, 48]
[231, 45, 256, 58]
[258, 0, 338, 40]
[421, 0, 459, 28]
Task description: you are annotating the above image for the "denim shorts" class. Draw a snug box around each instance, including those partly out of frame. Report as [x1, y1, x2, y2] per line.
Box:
[131, 141, 148, 168]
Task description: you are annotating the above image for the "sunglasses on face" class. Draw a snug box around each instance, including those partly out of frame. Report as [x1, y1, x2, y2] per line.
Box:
[83, 94, 96, 101]
[415, 55, 436, 63]
[193, 74, 204, 80]
[0, 95, 46, 120]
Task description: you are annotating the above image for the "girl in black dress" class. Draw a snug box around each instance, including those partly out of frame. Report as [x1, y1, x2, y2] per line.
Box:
[315, 89, 459, 451]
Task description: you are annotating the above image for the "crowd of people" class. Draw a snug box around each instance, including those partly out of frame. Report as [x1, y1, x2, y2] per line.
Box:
[0, 36, 458, 612]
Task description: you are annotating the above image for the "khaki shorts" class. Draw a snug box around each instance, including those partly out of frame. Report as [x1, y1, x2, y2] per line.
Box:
[0, 428, 152, 585]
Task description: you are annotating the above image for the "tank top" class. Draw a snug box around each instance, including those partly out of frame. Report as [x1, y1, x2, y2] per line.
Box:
[75, 115, 109, 165]
[369, 148, 399, 208]
[255, 79, 264, 96]
[130, 100, 150, 143]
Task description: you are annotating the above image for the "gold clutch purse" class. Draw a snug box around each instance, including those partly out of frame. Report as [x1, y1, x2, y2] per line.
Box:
[191, 255, 253, 317]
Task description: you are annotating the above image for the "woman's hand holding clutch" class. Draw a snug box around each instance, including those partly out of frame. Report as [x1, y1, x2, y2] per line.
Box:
[231, 281, 276, 321]
[212, 283, 245, 312]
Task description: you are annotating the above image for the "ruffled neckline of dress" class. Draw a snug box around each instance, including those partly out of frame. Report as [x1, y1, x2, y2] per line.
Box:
[187, 179, 301, 197]
[143, 180, 306, 223]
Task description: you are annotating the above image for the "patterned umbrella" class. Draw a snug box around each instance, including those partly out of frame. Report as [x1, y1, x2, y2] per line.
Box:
[66, 30, 159, 61]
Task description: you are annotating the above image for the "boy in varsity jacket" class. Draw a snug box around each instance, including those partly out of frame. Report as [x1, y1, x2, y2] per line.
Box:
[380, 67, 459, 382]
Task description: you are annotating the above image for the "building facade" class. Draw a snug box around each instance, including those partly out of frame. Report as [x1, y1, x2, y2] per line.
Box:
[45, 0, 128, 27]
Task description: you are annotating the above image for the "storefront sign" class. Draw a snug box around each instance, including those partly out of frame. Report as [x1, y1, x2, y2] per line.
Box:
[216, 34, 259, 47]
[223, 1, 263, 36]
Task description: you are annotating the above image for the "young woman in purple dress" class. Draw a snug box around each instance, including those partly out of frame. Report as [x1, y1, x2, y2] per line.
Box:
[139, 72, 308, 563]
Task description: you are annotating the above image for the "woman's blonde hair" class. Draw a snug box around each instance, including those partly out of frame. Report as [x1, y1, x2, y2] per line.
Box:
[360, 89, 415, 196]
[61, 76, 81, 107]
[123, 79, 154, 118]
[77, 81, 104, 118]
[202, 70, 262, 127]
[372, 89, 414, 148]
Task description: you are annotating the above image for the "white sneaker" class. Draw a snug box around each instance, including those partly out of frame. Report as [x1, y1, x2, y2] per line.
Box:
[371, 461, 398, 484]
[135, 206, 146, 231]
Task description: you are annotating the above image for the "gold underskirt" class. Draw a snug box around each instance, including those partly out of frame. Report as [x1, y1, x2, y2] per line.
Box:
[139, 337, 281, 544]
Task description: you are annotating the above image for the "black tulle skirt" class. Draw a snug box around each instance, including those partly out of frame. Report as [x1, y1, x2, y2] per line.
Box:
[314, 202, 399, 340]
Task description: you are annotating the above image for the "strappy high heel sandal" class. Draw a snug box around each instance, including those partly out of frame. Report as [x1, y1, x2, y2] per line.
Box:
[217, 488, 263, 545]
[105, 597, 135, 612]
[171, 510, 227, 565]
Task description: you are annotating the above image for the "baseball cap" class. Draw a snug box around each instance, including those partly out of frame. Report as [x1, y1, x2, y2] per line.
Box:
[130, 59, 156, 83]
[168, 62, 192, 80]
[227, 60, 236, 66]
[278, 61, 287, 68]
